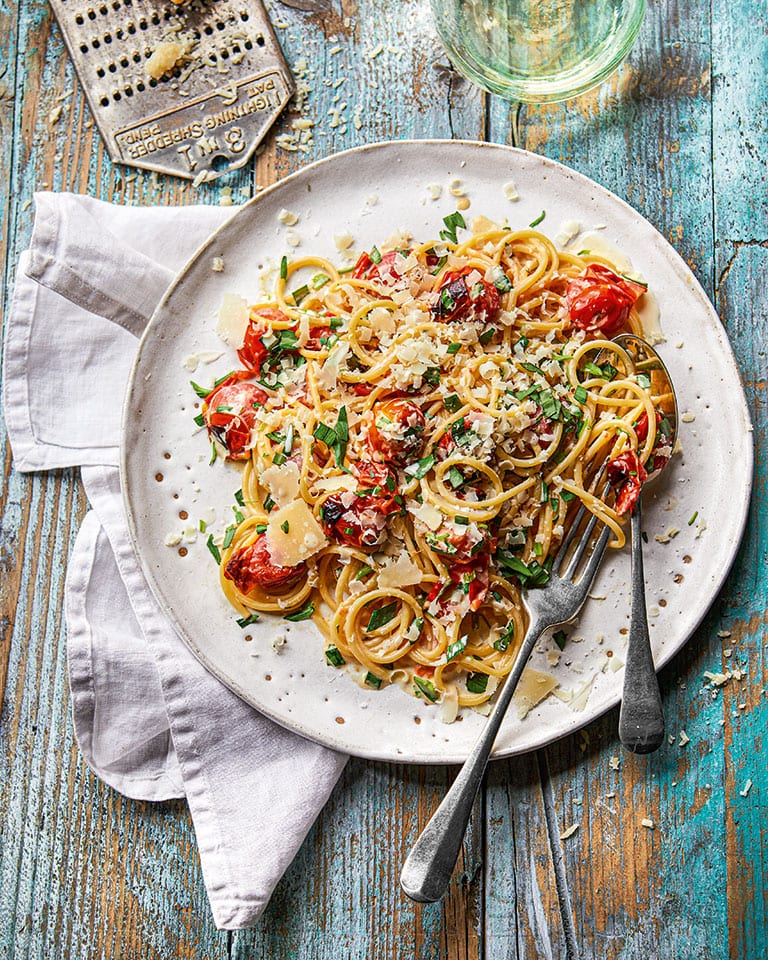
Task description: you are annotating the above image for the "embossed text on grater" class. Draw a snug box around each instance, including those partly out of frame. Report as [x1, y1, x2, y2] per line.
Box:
[50, 0, 294, 181]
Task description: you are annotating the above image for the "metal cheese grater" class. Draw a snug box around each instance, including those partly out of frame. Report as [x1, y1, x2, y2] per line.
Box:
[50, 0, 294, 180]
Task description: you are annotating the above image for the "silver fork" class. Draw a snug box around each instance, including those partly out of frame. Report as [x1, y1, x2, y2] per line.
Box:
[400, 505, 611, 903]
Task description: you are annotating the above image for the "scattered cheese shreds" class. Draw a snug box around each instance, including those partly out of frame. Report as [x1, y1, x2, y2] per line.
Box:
[278, 208, 299, 226]
[503, 180, 520, 201]
[641, 818, 655, 829]
[678, 730, 690, 746]
[560, 823, 579, 840]
[609, 755, 621, 770]
[739, 779, 753, 797]
[334, 231, 354, 250]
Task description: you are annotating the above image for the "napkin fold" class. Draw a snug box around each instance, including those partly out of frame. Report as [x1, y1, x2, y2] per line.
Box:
[2, 193, 347, 929]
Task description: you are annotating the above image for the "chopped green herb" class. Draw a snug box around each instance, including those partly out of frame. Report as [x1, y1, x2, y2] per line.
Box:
[540, 391, 561, 420]
[466, 672, 489, 694]
[446, 635, 467, 662]
[206, 535, 221, 565]
[236, 613, 260, 628]
[533, 541, 543, 556]
[312, 272, 330, 289]
[222, 525, 236, 549]
[447, 342, 461, 355]
[424, 366, 441, 386]
[407, 453, 436, 480]
[577, 249, 591, 256]
[313, 422, 337, 447]
[574, 385, 588, 404]
[193, 412, 205, 427]
[448, 465, 465, 489]
[493, 270, 513, 293]
[478, 326, 496, 346]
[365, 672, 383, 689]
[291, 284, 309, 305]
[199, 519, 207, 533]
[444, 393, 462, 413]
[430, 254, 448, 275]
[280, 255, 288, 280]
[553, 629, 568, 651]
[370, 245, 382, 265]
[280, 520, 290, 534]
[325, 645, 345, 667]
[540, 481, 549, 503]
[439, 210, 466, 244]
[455, 515, 469, 525]
[284, 601, 315, 622]
[366, 602, 398, 632]
[414, 676, 439, 702]
[529, 210, 546, 228]
[494, 621, 515, 653]
[440, 287, 456, 312]
[255, 523, 268, 534]
[209, 441, 218, 466]
[272, 452, 287, 466]
[688, 510, 699, 526]
[234, 489, 245, 507]
[190, 380, 211, 399]
[561, 490, 576, 502]
[263, 494, 275, 512]
[583, 361, 605, 378]
[355, 565, 374, 581]
[328, 316, 343, 330]
[637, 373, 652, 389]
[233, 508, 244, 524]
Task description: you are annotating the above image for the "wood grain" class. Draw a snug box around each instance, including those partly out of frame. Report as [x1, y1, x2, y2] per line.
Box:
[1, 0, 766, 957]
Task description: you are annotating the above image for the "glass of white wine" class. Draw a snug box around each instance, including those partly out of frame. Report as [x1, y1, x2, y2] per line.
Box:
[430, 0, 646, 102]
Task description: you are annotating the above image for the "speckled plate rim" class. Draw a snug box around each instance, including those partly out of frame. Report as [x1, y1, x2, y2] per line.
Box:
[121, 139, 754, 764]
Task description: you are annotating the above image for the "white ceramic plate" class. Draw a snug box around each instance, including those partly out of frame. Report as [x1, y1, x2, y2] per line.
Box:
[122, 140, 753, 763]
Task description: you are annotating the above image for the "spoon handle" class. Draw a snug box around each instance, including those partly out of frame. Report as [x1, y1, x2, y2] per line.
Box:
[618, 501, 665, 754]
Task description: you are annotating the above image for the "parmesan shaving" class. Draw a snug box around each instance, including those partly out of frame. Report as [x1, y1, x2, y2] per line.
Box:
[513, 668, 558, 719]
[260, 461, 300, 507]
[265, 500, 327, 567]
[216, 294, 249, 349]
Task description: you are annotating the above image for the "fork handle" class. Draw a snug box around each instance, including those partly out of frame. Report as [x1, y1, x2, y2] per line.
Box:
[618, 502, 665, 754]
[400, 618, 544, 903]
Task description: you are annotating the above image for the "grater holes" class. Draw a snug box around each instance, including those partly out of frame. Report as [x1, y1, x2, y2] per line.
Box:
[104, 32, 112, 43]
[88, 9, 96, 20]
[97, 66, 105, 77]
[75, 14, 84, 24]
[256, 35, 265, 47]
[100, 95, 109, 106]
[108, 62, 116, 73]
[240, 10, 249, 20]
[136, 80, 145, 92]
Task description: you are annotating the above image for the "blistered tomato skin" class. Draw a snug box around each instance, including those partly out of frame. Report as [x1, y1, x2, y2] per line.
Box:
[368, 398, 426, 466]
[204, 378, 267, 460]
[224, 536, 306, 593]
[237, 308, 290, 372]
[321, 461, 402, 548]
[432, 267, 501, 324]
[566, 265, 646, 336]
[607, 450, 648, 515]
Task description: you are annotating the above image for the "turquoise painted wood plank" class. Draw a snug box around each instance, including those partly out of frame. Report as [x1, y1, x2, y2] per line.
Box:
[711, 0, 768, 954]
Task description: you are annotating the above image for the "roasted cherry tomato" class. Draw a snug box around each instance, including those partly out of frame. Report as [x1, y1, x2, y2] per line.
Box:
[566, 265, 646, 336]
[352, 249, 407, 284]
[238, 308, 290, 372]
[224, 536, 306, 593]
[368, 398, 426, 466]
[607, 450, 648, 516]
[320, 461, 401, 549]
[204, 376, 267, 460]
[425, 550, 490, 613]
[432, 267, 501, 324]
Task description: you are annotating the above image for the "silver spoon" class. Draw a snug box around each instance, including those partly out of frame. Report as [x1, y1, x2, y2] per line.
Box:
[613, 334, 679, 754]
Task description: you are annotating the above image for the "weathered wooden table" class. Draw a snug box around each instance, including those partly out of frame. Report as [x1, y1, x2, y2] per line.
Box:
[1, 1, 766, 957]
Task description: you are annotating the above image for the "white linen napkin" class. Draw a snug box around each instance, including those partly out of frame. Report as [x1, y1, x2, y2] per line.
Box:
[2, 193, 348, 929]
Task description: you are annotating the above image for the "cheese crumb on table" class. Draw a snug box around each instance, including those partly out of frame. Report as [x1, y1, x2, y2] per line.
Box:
[739, 779, 753, 797]
[641, 818, 655, 830]
[559, 823, 579, 840]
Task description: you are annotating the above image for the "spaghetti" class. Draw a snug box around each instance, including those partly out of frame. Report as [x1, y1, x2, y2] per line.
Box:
[193, 215, 673, 715]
